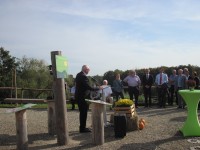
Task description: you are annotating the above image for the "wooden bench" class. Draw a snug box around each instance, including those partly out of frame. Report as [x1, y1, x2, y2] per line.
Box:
[6, 103, 36, 150]
[4, 98, 56, 135]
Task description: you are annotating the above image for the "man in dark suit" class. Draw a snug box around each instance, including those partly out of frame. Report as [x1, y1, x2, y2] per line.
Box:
[75, 65, 102, 133]
[142, 69, 154, 107]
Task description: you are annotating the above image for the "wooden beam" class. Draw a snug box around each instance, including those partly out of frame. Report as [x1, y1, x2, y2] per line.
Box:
[51, 51, 69, 145]
[4, 98, 48, 104]
[15, 109, 28, 150]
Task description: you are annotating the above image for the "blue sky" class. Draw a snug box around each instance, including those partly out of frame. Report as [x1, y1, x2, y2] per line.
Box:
[1, 0, 200, 76]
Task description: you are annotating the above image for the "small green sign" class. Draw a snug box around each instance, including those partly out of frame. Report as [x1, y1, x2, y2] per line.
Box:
[56, 55, 68, 78]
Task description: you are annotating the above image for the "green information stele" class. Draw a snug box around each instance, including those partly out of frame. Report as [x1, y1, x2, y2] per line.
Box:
[56, 55, 68, 78]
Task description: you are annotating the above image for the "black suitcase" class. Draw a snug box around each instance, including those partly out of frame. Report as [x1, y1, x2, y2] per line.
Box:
[114, 115, 127, 138]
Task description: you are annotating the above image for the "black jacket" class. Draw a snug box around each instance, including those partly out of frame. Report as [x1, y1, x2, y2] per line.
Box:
[75, 71, 99, 101]
[142, 74, 154, 88]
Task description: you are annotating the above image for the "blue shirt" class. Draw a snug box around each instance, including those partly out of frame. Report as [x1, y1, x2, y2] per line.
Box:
[169, 74, 177, 86]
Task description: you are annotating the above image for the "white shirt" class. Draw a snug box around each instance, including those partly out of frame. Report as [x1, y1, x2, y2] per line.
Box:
[123, 75, 141, 87]
[99, 85, 112, 97]
[70, 86, 76, 94]
[155, 73, 168, 85]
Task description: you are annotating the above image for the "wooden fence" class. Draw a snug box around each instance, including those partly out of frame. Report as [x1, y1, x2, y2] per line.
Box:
[0, 87, 52, 99]
[0, 86, 160, 105]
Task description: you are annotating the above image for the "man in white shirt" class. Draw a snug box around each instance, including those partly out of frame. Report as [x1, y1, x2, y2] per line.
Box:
[123, 69, 141, 108]
[155, 67, 168, 108]
[99, 80, 113, 103]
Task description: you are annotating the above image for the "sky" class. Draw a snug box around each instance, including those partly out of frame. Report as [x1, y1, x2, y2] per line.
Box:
[1, 0, 200, 76]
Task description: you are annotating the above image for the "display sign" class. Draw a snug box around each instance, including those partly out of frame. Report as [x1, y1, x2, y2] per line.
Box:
[56, 55, 68, 78]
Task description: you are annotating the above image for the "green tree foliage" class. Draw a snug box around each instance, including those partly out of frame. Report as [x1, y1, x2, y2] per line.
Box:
[103, 71, 115, 86]
[0, 47, 18, 86]
[0, 47, 18, 101]
[17, 56, 53, 98]
[91, 75, 103, 86]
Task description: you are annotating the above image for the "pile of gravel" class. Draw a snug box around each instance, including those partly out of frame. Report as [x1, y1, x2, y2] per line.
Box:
[0, 106, 200, 150]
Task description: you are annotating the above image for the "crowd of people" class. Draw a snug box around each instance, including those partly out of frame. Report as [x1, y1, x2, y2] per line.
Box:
[72, 65, 200, 133]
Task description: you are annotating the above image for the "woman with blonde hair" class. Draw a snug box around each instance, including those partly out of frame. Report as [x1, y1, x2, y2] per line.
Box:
[113, 73, 124, 101]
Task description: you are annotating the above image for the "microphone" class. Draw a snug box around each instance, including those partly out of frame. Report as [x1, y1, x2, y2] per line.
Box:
[90, 76, 101, 86]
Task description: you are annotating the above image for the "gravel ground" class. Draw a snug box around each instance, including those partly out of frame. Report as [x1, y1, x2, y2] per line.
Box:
[0, 106, 200, 150]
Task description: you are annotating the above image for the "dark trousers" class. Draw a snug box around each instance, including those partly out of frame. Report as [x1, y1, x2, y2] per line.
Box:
[114, 91, 124, 101]
[77, 100, 89, 130]
[128, 86, 139, 107]
[169, 85, 178, 105]
[177, 87, 185, 108]
[143, 87, 152, 107]
[157, 87, 167, 107]
[70, 97, 76, 110]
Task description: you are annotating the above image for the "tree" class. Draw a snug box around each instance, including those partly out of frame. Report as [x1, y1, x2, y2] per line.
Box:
[103, 71, 115, 86]
[17, 56, 53, 98]
[0, 47, 18, 101]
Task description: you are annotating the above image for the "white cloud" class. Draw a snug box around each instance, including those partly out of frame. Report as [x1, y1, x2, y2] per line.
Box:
[1, 0, 200, 76]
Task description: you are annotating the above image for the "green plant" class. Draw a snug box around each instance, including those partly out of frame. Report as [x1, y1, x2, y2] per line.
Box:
[115, 99, 133, 107]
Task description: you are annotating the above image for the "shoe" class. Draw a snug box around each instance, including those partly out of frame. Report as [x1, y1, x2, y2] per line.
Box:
[80, 128, 91, 133]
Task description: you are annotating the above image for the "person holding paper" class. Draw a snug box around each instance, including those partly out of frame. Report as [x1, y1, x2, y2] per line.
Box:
[99, 80, 113, 104]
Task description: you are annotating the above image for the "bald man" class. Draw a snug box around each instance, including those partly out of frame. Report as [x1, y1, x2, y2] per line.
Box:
[75, 65, 102, 133]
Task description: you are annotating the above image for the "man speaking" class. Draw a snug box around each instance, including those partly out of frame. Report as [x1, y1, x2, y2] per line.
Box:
[75, 65, 102, 133]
